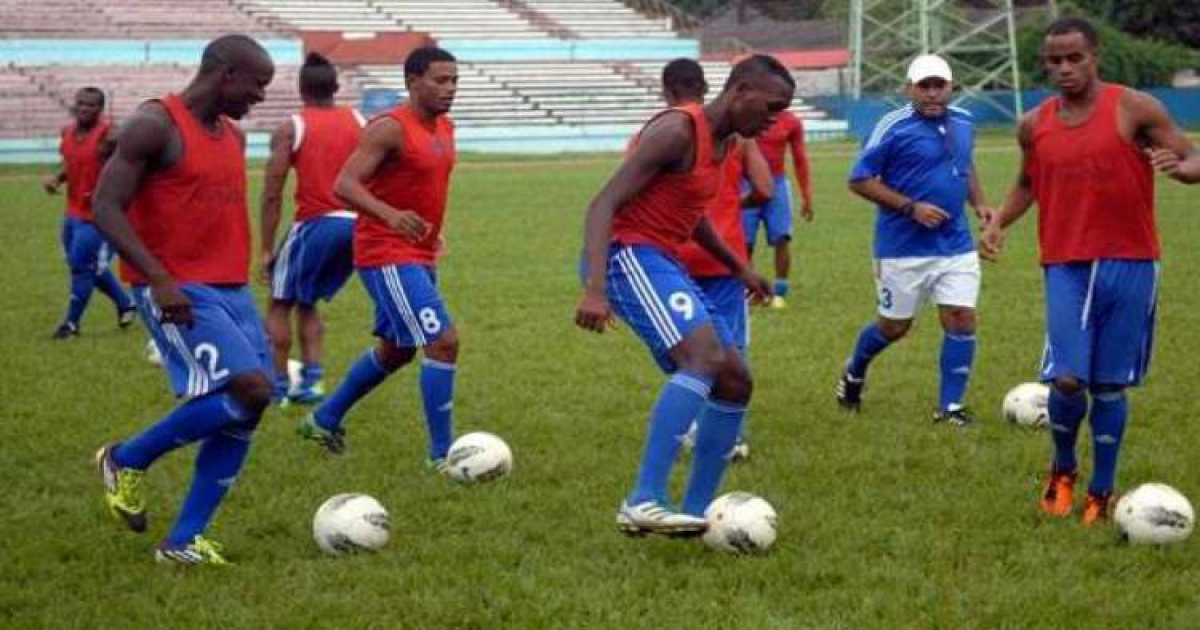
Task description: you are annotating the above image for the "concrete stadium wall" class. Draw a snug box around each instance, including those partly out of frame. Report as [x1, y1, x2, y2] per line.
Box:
[0, 39, 302, 65]
[439, 38, 700, 61]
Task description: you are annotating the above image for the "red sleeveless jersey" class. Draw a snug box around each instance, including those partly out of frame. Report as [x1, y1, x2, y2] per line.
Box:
[1028, 83, 1158, 264]
[611, 104, 721, 258]
[292, 105, 364, 222]
[755, 111, 801, 176]
[675, 140, 748, 277]
[354, 105, 455, 268]
[123, 94, 249, 285]
[60, 119, 111, 221]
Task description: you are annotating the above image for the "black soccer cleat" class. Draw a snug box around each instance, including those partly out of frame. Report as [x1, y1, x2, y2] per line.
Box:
[836, 371, 864, 412]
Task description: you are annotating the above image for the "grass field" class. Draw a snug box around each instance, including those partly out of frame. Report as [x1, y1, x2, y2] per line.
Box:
[2, 137, 1199, 628]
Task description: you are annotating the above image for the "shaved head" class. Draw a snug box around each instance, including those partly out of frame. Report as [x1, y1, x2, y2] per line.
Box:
[200, 34, 272, 77]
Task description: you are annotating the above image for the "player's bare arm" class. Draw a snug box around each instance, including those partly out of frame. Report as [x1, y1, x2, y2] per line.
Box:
[575, 112, 690, 333]
[981, 111, 1038, 259]
[1122, 89, 1200, 184]
[741, 138, 772, 207]
[790, 123, 813, 220]
[92, 103, 193, 324]
[259, 118, 294, 282]
[693, 217, 771, 303]
[967, 168, 996, 225]
[335, 116, 430, 241]
[850, 176, 948, 228]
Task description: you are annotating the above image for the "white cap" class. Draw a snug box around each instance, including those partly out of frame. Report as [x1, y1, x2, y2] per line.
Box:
[907, 54, 953, 83]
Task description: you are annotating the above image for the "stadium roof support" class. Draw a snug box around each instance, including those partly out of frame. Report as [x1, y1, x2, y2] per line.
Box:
[849, 0, 1023, 118]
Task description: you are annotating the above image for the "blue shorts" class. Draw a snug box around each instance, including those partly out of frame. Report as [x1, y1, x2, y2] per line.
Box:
[742, 174, 792, 246]
[270, 213, 355, 305]
[1040, 260, 1158, 387]
[360, 264, 453, 348]
[61, 216, 115, 275]
[607, 244, 733, 373]
[694, 275, 748, 354]
[134, 284, 273, 398]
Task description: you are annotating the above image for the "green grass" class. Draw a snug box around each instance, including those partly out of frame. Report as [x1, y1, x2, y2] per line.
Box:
[2, 144, 1199, 628]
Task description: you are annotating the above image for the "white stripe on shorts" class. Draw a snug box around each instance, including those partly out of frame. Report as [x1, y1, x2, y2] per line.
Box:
[271, 224, 301, 299]
[615, 247, 681, 347]
[381, 265, 426, 345]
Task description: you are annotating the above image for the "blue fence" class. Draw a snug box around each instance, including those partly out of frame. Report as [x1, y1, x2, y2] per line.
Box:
[836, 87, 1200, 141]
[0, 39, 302, 65]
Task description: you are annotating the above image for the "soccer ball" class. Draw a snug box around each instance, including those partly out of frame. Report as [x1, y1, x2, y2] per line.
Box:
[1114, 483, 1194, 545]
[1002, 382, 1050, 428]
[445, 432, 512, 483]
[702, 492, 778, 554]
[312, 493, 391, 555]
[145, 339, 163, 365]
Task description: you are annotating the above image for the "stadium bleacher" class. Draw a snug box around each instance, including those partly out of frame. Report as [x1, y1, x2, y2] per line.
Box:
[0, 0, 282, 38]
[523, 0, 678, 38]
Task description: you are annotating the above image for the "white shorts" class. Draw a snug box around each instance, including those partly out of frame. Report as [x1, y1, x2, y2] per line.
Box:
[873, 252, 980, 320]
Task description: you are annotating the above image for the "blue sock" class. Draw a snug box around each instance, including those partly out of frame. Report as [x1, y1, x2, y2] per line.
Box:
[273, 373, 290, 401]
[94, 269, 133, 311]
[773, 278, 789, 297]
[419, 358, 456, 461]
[628, 371, 713, 505]
[847, 322, 891, 379]
[1088, 390, 1128, 495]
[166, 421, 257, 546]
[681, 400, 747, 516]
[1048, 387, 1088, 473]
[314, 349, 391, 431]
[938, 332, 976, 411]
[64, 271, 95, 326]
[113, 392, 255, 470]
[301, 363, 325, 388]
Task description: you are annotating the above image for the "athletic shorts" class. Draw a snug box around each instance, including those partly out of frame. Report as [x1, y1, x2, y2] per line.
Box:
[694, 275, 749, 354]
[270, 212, 356, 305]
[61, 216, 115, 276]
[873, 251, 980, 320]
[360, 264, 453, 348]
[134, 284, 273, 399]
[1040, 259, 1158, 387]
[742, 174, 792, 246]
[606, 244, 734, 373]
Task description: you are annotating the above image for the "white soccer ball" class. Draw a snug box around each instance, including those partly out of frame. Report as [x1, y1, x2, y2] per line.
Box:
[702, 492, 778, 554]
[445, 432, 512, 483]
[312, 493, 391, 555]
[1002, 382, 1050, 428]
[145, 339, 163, 365]
[1115, 483, 1194, 545]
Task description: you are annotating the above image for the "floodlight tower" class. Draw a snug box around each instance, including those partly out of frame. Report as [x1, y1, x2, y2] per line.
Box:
[849, 0, 1023, 118]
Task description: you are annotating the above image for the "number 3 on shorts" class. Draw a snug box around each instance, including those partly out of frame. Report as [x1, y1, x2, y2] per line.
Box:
[878, 287, 893, 310]
[668, 292, 695, 321]
[419, 307, 442, 334]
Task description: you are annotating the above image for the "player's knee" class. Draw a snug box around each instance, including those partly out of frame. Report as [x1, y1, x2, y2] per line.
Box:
[227, 372, 273, 415]
[674, 340, 725, 378]
[376, 341, 417, 372]
[712, 358, 752, 404]
[878, 318, 912, 341]
[425, 327, 459, 363]
[940, 307, 976, 334]
[1053, 377, 1084, 397]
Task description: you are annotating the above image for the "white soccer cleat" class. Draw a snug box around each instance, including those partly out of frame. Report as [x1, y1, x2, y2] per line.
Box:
[616, 500, 708, 537]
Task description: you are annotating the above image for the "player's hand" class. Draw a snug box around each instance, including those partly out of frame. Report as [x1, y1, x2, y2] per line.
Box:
[575, 291, 613, 333]
[150, 280, 193, 327]
[973, 204, 997, 226]
[1146, 146, 1185, 179]
[42, 176, 60, 194]
[911, 202, 949, 228]
[800, 201, 814, 223]
[738, 268, 773, 305]
[386, 210, 431, 242]
[979, 224, 1005, 261]
[259, 250, 276, 285]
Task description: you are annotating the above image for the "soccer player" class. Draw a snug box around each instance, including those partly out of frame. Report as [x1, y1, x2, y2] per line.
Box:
[835, 54, 994, 427]
[659, 58, 773, 462]
[91, 35, 275, 564]
[44, 87, 136, 339]
[742, 105, 812, 308]
[575, 54, 791, 536]
[260, 52, 364, 405]
[981, 17, 1200, 524]
[297, 47, 460, 469]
